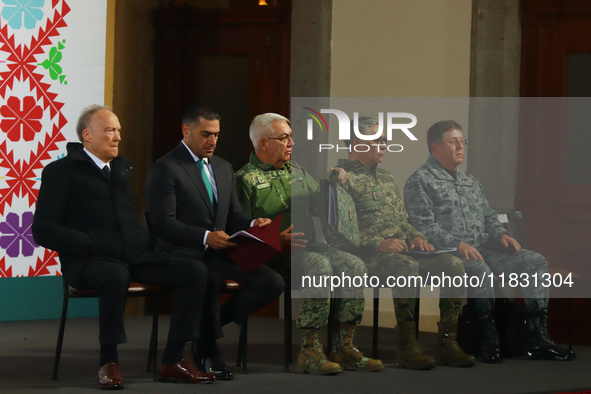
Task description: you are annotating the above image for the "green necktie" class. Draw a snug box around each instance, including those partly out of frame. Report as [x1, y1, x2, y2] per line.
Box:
[198, 159, 215, 206]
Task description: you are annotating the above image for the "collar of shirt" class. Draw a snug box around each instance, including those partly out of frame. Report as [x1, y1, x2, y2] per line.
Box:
[83, 147, 110, 170]
[181, 140, 209, 164]
[182, 140, 218, 203]
[427, 154, 475, 186]
[338, 158, 377, 175]
[248, 151, 290, 172]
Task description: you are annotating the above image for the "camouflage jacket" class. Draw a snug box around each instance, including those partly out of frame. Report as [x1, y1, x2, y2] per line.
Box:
[403, 154, 508, 249]
[336, 159, 426, 254]
[235, 153, 322, 242]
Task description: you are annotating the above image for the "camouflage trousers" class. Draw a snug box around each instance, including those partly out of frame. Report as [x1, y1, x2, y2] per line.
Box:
[291, 244, 366, 329]
[363, 251, 465, 325]
[457, 246, 549, 317]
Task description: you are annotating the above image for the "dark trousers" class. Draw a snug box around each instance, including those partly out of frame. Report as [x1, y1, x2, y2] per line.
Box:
[65, 258, 207, 346]
[202, 251, 285, 341]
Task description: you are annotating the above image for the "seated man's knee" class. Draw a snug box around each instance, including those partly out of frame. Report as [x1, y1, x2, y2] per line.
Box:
[267, 270, 285, 298]
[181, 259, 208, 286]
[302, 254, 333, 277]
[464, 258, 492, 277]
[395, 257, 419, 275]
[102, 263, 130, 291]
[524, 249, 549, 272]
[446, 255, 466, 277]
[347, 256, 367, 278]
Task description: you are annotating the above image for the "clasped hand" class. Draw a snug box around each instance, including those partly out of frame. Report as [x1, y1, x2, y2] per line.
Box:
[378, 237, 434, 253]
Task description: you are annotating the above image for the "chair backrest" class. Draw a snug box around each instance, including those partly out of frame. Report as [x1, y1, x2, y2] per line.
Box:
[497, 211, 528, 249]
[144, 211, 154, 235]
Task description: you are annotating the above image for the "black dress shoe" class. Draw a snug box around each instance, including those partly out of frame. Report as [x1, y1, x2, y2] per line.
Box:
[480, 345, 502, 364]
[526, 344, 575, 361]
[200, 356, 233, 381]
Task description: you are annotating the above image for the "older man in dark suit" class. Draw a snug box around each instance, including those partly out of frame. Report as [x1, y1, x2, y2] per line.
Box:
[146, 102, 284, 380]
[33, 105, 215, 389]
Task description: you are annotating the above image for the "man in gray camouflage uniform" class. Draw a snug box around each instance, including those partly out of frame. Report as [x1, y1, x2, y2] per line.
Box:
[335, 116, 475, 370]
[235, 113, 383, 375]
[404, 119, 574, 362]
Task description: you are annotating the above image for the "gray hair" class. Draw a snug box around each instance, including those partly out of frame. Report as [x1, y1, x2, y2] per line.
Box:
[344, 116, 379, 147]
[76, 104, 112, 142]
[249, 113, 290, 151]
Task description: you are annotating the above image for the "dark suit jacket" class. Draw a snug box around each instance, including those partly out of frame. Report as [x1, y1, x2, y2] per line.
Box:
[146, 143, 252, 257]
[32, 143, 151, 282]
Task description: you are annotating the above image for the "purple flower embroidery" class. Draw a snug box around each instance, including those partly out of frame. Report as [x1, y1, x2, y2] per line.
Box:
[0, 212, 38, 257]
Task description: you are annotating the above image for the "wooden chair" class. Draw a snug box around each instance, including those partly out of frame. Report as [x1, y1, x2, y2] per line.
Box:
[222, 279, 249, 374]
[53, 277, 163, 381]
[284, 287, 293, 371]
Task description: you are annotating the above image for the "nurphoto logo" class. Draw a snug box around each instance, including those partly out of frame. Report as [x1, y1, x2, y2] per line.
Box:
[302, 107, 418, 152]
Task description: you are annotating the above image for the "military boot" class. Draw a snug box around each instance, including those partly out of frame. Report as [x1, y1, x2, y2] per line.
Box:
[433, 320, 476, 367]
[329, 323, 384, 372]
[479, 315, 502, 364]
[296, 329, 343, 375]
[526, 310, 575, 361]
[396, 321, 436, 370]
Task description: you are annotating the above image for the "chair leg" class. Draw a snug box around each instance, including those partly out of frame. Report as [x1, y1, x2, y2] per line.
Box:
[147, 293, 160, 381]
[53, 293, 69, 380]
[568, 297, 574, 352]
[414, 297, 421, 338]
[372, 288, 379, 359]
[236, 327, 242, 368]
[236, 319, 248, 374]
[326, 298, 337, 355]
[284, 289, 292, 372]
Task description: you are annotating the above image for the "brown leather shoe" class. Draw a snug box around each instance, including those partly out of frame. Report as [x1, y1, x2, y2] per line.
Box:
[158, 359, 216, 384]
[98, 362, 123, 390]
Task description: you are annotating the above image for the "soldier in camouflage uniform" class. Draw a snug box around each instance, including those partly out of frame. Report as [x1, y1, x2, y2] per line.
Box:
[335, 116, 475, 370]
[404, 120, 574, 362]
[235, 113, 383, 375]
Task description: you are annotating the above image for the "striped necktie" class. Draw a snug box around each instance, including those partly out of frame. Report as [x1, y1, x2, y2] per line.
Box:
[198, 159, 215, 207]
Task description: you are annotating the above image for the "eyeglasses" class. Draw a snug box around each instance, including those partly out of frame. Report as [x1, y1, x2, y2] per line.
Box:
[374, 137, 387, 145]
[440, 139, 467, 147]
[268, 134, 293, 143]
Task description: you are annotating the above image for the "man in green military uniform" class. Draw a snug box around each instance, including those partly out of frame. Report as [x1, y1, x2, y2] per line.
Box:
[334, 116, 475, 369]
[235, 113, 383, 375]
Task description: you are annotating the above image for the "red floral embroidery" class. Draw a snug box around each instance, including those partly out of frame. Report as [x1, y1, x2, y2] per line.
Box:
[0, 96, 44, 141]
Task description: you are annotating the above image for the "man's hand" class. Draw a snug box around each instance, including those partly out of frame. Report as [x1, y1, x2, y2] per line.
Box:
[206, 231, 237, 250]
[410, 237, 435, 252]
[378, 238, 409, 253]
[458, 241, 485, 261]
[500, 234, 521, 254]
[280, 225, 307, 251]
[329, 167, 347, 185]
[253, 217, 272, 228]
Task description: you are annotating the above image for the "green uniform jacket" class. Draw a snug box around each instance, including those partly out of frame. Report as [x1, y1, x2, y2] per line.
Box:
[336, 159, 426, 254]
[235, 153, 322, 243]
